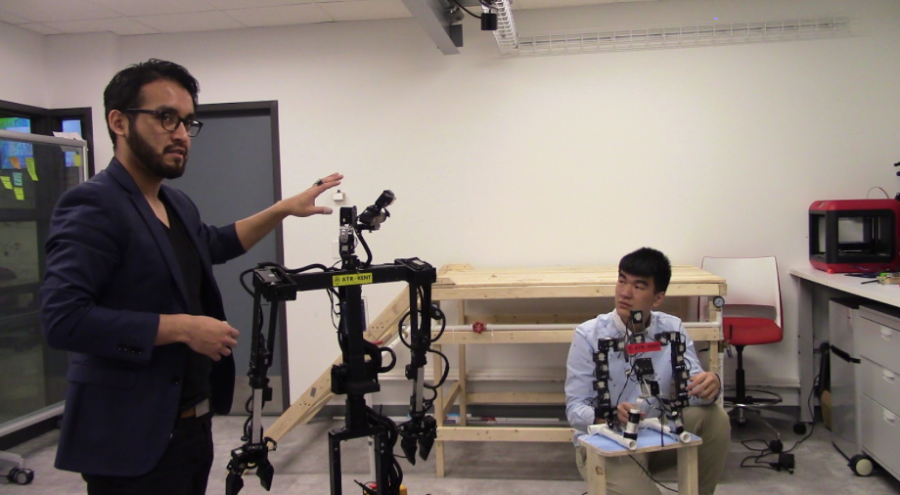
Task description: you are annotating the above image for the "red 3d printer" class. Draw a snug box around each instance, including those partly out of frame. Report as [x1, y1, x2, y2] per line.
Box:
[809, 199, 900, 273]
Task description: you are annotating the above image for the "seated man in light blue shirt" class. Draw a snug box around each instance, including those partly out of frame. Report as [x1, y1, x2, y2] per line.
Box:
[566, 247, 731, 495]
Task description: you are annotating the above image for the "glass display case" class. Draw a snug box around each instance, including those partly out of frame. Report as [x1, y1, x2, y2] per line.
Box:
[0, 129, 88, 484]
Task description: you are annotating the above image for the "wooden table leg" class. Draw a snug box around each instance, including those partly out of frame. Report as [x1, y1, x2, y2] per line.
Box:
[676, 444, 699, 495]
[797, 279, 815, 423]
[706, 303, 721, 374]
[707, 303, 723, 405]
[458, 300, 468, 427]
[435, 440, 445, 478]
[433, 342, 445, 477]
[458, 344, 467, 426]
[585, 449, 607, 495]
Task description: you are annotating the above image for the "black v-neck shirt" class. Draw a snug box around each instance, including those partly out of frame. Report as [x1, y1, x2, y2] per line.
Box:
[161, 198, 212, 411]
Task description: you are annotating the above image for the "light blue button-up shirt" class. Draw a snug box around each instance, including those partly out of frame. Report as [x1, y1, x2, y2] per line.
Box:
[565, 310, 713, 445]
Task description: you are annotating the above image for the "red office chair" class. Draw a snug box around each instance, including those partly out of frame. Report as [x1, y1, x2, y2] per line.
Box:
[702, 256, 793, 446]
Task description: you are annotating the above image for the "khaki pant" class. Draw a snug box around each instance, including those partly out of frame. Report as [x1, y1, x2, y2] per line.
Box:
[575, 404, 731, 495]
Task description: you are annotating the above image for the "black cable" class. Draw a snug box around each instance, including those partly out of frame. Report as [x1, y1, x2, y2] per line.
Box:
[783, 372, 818, 453]
[613, 313, 641, 418]
[363, 405, 404, 492]
[432, 350, 451, 389]
[327, 289, 340, 331]
[615, 352, 644, 417]
[241, 396, 255, 441]
[355, 227, 374, 268]
[241, 269, 267, 349]
[431, 306, 447, 342]
[398, 312, 412, 348]
[239, 268, 256, 296]
[423, 348, 451, 399]
[741, 439, 771, 452]
[448, 0, 482, 19]
[283, 262, 332, 274]
[378, 346, 397, 373]
[738, 371, 820, 471]
[394, 302, 450, 410]
[628, 455, 678, 493]
[739, 451, 779, 471]
[398, 307, 447, 347]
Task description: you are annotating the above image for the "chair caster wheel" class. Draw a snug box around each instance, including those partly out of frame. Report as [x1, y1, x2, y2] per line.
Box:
[793, 422, 807, 435]
[7, 467, 34, 485]
[849, 455, 874, 477]
[768, 440, 783, 453]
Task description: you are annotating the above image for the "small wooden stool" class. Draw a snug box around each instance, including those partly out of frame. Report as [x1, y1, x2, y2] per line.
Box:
[578, 430, 703, 495]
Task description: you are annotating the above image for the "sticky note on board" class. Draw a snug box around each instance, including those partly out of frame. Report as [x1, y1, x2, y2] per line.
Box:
[12, 172, 22, 187]
[10, 156, 21, 169]
[26, 158, 37, 181]
[73, 154, 83, 167]
[14, 187, 24, 200]
[0, 177, 10, 189]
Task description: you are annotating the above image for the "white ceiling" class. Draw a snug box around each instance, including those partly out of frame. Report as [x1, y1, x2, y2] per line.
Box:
[0, 0, 654, 36]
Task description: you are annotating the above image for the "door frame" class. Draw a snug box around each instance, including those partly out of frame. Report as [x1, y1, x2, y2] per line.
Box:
[196, 101, 290, 410]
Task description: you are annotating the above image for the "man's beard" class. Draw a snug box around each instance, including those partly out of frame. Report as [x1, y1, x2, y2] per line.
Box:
[126, 129, 187, 180]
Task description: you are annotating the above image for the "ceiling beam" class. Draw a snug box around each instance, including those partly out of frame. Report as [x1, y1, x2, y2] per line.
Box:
[399, 0, 461, 55]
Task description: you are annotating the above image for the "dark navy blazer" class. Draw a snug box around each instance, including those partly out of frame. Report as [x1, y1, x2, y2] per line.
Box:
[40, 158, 245, 476]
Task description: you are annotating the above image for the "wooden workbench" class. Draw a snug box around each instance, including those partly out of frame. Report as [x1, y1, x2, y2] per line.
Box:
[262, 263, 726, 479]
[428, 264, 726, 477]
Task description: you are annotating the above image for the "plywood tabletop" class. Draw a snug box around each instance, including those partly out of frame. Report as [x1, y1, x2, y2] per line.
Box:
[432, 264, 726, 299]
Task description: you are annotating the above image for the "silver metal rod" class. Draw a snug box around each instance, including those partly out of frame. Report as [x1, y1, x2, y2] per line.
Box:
[0, 403, 64, 438]
[252, 390, 263, 444]
[0, 129, 90, 182]
[415, 367, 425, 411]
[0, 129, 87, 148]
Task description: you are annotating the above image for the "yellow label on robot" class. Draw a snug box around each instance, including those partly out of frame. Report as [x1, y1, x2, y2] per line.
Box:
[333, 273, 374, 286]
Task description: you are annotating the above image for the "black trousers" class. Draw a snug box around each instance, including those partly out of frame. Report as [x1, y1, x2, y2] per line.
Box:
[82, 414, 214, 495]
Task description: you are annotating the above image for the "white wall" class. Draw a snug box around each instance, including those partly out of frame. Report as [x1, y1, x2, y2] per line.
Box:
[4, 0, 899, 404]
[0, 22, 46, 108]
[45, 33, 120, 169]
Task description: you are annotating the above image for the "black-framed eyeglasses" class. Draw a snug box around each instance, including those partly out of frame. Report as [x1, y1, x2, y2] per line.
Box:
[123, 108, 203, 137]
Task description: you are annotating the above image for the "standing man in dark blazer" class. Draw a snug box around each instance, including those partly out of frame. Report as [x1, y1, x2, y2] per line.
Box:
[40, 59, 342, 495]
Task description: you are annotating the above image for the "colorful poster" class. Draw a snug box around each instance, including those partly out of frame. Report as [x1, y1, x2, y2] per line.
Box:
[0, 141, 32, 170]
[26, 158, 37, 181]
[0, 118, 33, 171]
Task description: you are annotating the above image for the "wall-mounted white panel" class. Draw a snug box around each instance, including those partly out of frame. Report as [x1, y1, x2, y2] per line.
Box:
[26, 0, 900, 406]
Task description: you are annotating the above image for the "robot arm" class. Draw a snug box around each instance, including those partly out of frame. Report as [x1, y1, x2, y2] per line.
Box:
[226, 191, 446, 495]
[654, 331, 690, 439]
[588, 311, 693, 450]
[593, 337, 622, 427]
[398, 262, 442, 465]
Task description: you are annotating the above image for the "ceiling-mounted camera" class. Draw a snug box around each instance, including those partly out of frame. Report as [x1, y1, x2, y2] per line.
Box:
[447, 0, 498, 31]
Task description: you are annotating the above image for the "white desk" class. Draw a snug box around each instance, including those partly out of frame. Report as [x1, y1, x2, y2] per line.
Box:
[790, 266, 900, 422]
